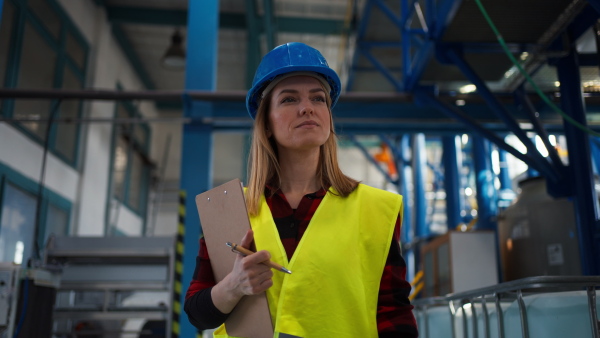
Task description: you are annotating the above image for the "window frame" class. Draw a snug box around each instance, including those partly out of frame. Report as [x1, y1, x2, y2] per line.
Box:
[1, 0, 89, 167]
[0, 161, 72, 263]
[105, 89, 152, 236]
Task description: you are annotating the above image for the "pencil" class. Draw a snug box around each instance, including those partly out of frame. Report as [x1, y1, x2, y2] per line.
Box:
[226, 242, 292, 274]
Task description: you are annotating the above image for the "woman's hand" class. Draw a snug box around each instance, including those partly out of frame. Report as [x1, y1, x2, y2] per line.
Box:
[211, 229, 274, 314]
[229, 229, 274, 296]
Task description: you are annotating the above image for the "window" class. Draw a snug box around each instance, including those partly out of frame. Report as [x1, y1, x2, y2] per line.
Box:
[108, 100, 152, 235]
[0, 163, 70, 265]
[0, 182, 37, 264]
[0, 0, 89, 166]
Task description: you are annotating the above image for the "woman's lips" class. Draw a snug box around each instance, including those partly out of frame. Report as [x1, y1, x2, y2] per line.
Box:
[296, 120, 319, 128]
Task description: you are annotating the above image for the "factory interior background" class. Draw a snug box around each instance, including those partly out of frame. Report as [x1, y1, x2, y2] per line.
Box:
[0, 0, 599, 337]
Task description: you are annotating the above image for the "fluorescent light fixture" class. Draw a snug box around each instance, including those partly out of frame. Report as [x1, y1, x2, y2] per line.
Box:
[459, 84, 476, 93]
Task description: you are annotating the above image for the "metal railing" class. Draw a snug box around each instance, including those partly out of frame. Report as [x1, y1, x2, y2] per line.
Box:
[412, 276, 600, 338]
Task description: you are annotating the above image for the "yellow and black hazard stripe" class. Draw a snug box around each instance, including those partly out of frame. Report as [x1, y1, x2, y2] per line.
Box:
[172, 190, 186, 338]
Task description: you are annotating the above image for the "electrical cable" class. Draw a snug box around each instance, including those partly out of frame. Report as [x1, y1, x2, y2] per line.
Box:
[32, 99, 63, 262]
[473, 0, 600, 138]
[12, 276, 29, 338]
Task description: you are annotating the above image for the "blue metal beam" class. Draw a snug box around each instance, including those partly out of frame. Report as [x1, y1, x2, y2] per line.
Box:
[401, 0, 411, 85]
[556, 49, 600, 276]
[431, 0, 462, 38]
[347, 0, 374, 91]
[413, 133, 428, 239]
[399, 135, 416, 280]
[403, 0, 463, 90]
[442, 135, 463, 229]
[0, 0, 4, 25]
[592, 139, 600, 175]
[515, 87, 565, 172]
[359, 47, 403, 91]
[373, 0, 401, 29]
[578, 53, 600, 67]
[148, 96, 600, 134]
[414, 90, 551, 169]
[444, 48, 560, 182]
[547, 5, 599, 52]
[111, 24, 156, 90]
[179, 1, 219, 337]
[399, 135, 413, 245]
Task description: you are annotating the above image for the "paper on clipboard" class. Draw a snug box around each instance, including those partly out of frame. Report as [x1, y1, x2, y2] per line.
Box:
[195, 179, 274, 338]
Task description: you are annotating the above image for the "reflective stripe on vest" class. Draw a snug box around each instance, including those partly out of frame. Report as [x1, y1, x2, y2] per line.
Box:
[214, 184, 402, 338]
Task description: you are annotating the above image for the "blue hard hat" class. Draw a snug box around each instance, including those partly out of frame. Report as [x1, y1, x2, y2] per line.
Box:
[246, 42, 341, 119]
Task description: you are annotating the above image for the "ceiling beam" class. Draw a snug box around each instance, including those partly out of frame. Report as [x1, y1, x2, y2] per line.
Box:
[111, 24, 156, 90]
[106, 6, 344, 35]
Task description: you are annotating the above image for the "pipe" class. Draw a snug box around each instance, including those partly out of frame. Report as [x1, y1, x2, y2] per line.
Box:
[1, 88, 587, 104]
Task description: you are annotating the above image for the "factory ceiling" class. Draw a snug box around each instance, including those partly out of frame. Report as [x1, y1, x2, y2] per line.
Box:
[68, 0, 600, 132]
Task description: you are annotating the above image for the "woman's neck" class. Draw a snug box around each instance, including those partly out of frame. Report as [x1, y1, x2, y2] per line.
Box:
[277, 148, 321, 206]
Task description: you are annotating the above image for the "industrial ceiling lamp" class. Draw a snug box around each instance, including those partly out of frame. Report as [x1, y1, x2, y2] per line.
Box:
[161, 29, 186, 70]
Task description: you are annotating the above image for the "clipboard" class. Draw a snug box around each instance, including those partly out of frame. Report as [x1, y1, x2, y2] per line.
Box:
[195, 179, 274, 337]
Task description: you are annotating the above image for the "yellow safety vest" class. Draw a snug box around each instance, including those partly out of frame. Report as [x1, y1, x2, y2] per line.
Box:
[214, 184, 402, 338]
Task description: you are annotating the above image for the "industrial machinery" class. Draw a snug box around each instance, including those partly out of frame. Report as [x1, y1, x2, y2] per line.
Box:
[0, 263, 61, 337]
[45, 236, 176, 337]
[421, 231, 499, 297]
[497, 176, 582, 281]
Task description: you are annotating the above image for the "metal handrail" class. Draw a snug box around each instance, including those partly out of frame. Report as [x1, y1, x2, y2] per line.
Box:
[413, 276, 600, 338]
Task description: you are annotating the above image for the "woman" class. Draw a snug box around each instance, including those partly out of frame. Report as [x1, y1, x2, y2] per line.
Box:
[185, 42, 418, 338]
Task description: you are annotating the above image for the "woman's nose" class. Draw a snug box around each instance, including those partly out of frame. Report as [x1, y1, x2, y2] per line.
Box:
[299, 101, 314, 115]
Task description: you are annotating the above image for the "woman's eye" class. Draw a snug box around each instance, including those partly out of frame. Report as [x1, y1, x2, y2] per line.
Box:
[313, 96, 326, 102]
[281, 97, 296, 103]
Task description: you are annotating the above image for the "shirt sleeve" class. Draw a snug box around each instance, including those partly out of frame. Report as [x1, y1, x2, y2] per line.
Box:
[184, 237, 230, 329]
[377, 215, 419, 337]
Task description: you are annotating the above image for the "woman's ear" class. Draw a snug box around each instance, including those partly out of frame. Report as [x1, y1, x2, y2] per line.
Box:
[266, 128, 273, 138]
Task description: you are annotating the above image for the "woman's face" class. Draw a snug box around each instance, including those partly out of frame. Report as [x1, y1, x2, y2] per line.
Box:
[267, 75, 331, 153]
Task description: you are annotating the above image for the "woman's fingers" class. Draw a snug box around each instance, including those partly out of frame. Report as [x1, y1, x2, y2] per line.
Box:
[240, 229, 254, 249]
[229, 229, 274, 295]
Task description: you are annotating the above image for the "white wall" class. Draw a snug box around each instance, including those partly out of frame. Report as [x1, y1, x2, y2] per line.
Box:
[0, 124, 79, 200]
[0, 1, 163, 237]
[73, 2, 158, 236]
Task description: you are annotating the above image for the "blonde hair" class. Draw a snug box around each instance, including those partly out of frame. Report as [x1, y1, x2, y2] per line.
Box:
[245, 84, 359, 215]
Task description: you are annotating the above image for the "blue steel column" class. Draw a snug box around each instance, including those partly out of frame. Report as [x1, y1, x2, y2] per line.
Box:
[0, 0, 4, 24]
[472, 135, 497, 230]
[180, 1, 218, 337]
[591, 140, 600, 176]
[399, 135, 413, 244]
[413, 134, 428, 239]
[413, 133, 427, 281]
[526, 136, 539, 178]
[556, 49, 600, 276]
[399, 135, 415, 279]
[442, 135, 463, 230]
